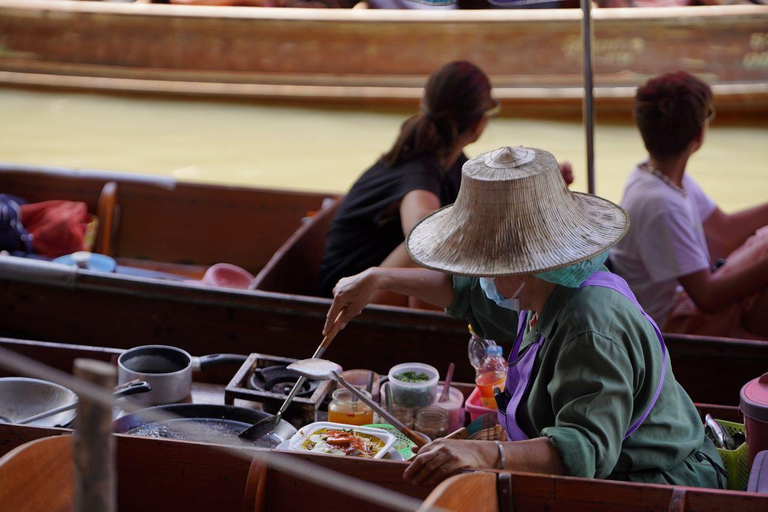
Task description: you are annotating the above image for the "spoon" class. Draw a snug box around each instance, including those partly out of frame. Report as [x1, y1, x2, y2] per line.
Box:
[237, 311, 345, 442]
[438, 363, 454, 403]
[288, 358, 429, 448]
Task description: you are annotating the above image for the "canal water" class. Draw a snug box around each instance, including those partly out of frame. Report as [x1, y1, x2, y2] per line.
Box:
[1, 88, 766, 212]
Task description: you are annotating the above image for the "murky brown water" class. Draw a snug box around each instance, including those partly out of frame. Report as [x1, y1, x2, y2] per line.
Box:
[1, 89, 765, 212]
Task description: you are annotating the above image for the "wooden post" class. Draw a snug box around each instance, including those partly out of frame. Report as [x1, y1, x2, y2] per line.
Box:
[73, 359, 117, 512]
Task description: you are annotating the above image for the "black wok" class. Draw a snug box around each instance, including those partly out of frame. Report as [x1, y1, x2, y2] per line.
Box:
[113, 404, 297, 448]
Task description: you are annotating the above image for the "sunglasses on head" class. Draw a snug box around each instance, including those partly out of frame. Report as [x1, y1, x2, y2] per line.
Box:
[485, 100, 501, 118]
[703, 105, 716, 125]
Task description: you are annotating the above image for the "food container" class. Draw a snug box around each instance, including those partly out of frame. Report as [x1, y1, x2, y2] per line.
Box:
[388, 363, 439, 408]
[740, 372, 768, 467]
[465, 386, 496, 422]
[288, 421, 396, 460]
[434, 385, 465, 432]
[415, 406, 448, 440]
[328, 388, 374, 426]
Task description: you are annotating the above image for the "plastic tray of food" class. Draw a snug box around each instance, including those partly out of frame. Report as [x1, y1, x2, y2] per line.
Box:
[287, 421, 397, 460]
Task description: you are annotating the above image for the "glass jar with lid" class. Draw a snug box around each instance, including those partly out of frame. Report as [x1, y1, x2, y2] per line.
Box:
[415, 406, 449, 440]
[328, 388, 374, 426]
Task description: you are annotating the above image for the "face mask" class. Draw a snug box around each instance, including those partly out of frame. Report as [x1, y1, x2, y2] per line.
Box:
[533, 251, 609, 288]
[479, 278, 526, 312]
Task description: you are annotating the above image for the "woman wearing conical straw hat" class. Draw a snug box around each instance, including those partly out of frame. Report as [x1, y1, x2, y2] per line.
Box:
[323, 146, 723, 488]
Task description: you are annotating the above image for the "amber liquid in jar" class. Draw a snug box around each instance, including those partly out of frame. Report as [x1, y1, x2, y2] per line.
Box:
[327, 388, 374, 426]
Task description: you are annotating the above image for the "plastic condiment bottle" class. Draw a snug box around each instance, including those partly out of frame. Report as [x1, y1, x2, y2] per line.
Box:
[468, 325, 497, 371]
[475, 345, 507, 409]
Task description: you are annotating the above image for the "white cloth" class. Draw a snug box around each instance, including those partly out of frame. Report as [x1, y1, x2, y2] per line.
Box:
[610, 165, 717, 326]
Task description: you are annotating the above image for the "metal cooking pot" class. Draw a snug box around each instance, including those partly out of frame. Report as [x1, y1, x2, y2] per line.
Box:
[118, 345, 247, 406]
[0, 377, 151, 428]
[113, 404, 296, 448]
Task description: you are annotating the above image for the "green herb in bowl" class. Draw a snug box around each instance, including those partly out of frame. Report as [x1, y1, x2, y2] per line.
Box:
[395, 371, 430, 383]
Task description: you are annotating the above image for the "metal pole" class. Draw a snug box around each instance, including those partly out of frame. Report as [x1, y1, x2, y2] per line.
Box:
[581, 0, 596, 194]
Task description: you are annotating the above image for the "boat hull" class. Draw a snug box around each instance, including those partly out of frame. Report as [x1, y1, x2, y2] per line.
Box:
[0, 2, 767, 116]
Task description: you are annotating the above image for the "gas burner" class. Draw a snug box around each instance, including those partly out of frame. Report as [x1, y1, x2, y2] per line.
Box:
[248, 365, 319, 397]
[224, 353, 332, 428]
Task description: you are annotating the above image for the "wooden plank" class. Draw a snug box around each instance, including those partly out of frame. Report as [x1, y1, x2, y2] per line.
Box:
[115, 435, 252, 512]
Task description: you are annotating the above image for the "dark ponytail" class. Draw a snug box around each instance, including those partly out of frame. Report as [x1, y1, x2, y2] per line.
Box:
[380, 61, 495, 167]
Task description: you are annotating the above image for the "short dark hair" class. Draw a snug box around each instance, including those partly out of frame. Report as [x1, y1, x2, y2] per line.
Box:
[634, 71, 713, 159]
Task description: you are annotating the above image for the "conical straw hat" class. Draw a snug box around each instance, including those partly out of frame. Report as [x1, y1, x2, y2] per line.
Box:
[405, 146, 629, 277]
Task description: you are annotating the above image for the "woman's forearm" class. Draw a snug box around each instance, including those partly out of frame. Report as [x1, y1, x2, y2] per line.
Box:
[374, 268, 454, 309]
[323, 267, 453, 335]
[502, 437, 565, 475]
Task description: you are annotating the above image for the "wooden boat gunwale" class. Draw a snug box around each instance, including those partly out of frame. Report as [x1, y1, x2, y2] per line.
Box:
[1, 2, 766, 114]
[2, 425, 768, 512]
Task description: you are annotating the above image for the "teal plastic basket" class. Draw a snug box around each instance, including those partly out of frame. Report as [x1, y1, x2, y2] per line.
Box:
[364, 423, 417, 460]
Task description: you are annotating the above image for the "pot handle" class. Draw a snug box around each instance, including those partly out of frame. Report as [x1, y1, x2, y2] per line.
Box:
[113, 379, 152, 398]
[195, 354, 248, 371]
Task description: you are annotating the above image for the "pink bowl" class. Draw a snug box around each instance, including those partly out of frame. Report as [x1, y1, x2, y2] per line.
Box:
[201, 263, 254, 289]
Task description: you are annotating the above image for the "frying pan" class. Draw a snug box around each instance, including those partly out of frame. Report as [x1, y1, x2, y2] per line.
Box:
[113, 404, 297, 448]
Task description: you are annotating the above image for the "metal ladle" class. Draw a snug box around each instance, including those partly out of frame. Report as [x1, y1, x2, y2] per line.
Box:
[287, 358, 429, 448]
[237, 311, 346, 442]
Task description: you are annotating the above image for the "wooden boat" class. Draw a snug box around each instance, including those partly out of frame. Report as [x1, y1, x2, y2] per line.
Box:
[0, 162, 336, 276]
[2, 165, 766, 403]
[0, 1, 767, 117]
[0, 336, 747, 429]
[2, 427, 767, 512]
[1, 338, 764, 512]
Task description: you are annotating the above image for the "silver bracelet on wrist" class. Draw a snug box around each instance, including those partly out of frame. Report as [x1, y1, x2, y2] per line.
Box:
[494, 441, 506, 470]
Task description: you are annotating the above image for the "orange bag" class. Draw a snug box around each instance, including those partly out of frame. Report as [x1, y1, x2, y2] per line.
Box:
[19, 200, 89, 258]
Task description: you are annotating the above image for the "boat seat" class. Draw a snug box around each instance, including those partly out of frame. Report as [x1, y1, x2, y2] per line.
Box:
[417, 472, 498, 512]
[0, 435, 73, 512]
[251, 196, 342, 296]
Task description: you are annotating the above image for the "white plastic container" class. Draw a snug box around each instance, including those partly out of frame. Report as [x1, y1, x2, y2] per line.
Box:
[434, 385, 465, 433]
[287, 421, 396, 460]
[388, 362, 439, 408]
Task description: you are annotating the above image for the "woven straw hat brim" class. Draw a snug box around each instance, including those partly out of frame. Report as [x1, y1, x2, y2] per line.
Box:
[406, 192, 629, 277]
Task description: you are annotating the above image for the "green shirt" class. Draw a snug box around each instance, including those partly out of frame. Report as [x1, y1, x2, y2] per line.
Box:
[447, 274, 721, 487]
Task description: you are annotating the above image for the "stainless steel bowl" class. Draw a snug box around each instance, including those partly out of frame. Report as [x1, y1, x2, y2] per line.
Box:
[0, 377, 78, 427]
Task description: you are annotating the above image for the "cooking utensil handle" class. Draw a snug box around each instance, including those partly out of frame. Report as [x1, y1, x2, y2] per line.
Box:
[275, 375, 308, 418]
[444, 427, 468, 440]
[332, 371, 430, 447]
[17, 401, 78, 425]
[402, 427, 429, 448]
[272, 311, 346, 422]
[197, 354, 248, 371]
[113, 379, 152, 398]
[438, 363, 455, 403]
[314, 310, 345, 358]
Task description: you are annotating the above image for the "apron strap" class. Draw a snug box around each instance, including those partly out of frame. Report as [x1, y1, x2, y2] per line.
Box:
[579, 271, 667, 440]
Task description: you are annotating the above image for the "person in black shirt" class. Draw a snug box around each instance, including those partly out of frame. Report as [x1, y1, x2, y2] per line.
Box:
[318, 61, 495, 305]
[318, 61, 573, 305]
